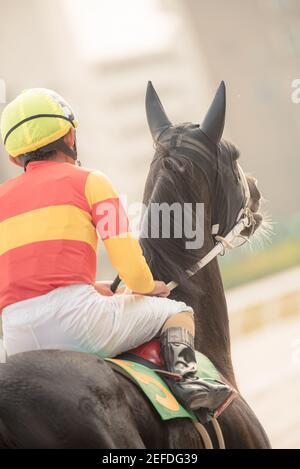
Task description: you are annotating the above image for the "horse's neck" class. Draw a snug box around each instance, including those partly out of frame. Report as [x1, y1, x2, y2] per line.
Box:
[173, 258, 236, 387]
[142, 161, 237, 386]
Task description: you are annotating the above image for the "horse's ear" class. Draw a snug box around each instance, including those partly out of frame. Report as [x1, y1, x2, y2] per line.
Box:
[201, 81, 226, 144]
[145, 81, 172, 141]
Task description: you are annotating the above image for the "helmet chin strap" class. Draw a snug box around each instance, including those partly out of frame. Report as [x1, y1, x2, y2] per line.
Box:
[167, 164, 255, 292]
[23, 136, 78, 170]
[51, 136, 78, 161]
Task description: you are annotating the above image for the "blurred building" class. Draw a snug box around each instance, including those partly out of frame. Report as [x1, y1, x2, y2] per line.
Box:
[0, 0, 210, 202]
[0, 0, 211, 277]
[2, 0, 300, 219]
[175, 0, 300, 218]
[0, 0, 299, 261]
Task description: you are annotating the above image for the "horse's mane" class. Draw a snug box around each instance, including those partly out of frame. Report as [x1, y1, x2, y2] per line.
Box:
[140, 150, 206, 298]
[140, 138, 241, 298]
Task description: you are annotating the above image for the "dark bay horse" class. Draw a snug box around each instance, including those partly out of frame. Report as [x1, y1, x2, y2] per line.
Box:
[0, 83, 271, 449]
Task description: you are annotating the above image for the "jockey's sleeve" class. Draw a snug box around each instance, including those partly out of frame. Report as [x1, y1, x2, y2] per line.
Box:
[85, 170, 155, 294]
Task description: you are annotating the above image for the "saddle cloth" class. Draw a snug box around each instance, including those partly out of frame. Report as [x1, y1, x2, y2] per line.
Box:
[106, 339, 237, 423]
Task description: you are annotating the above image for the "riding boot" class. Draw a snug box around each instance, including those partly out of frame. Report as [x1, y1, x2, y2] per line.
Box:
[160, 327, 232, 411]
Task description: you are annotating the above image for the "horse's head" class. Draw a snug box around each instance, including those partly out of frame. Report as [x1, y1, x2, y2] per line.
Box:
[144, 81, 264, 245]
[142, 82, 271, 385]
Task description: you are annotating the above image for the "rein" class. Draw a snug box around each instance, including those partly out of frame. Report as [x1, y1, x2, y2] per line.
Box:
[167, 207, 254, 292]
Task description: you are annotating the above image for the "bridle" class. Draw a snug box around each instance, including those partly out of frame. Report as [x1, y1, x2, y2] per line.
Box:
[110, 163, 256, 294]
[167, 163, 255, 291]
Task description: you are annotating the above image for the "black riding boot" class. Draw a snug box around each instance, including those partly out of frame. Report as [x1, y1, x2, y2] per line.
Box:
[160, 327, 232, 411]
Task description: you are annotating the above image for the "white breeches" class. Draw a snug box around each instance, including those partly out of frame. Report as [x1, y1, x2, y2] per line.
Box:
[2, 283, 192, 358]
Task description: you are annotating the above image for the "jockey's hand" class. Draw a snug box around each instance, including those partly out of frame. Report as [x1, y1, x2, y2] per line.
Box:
[146, 280, 170, 298]
[94, 281, 114, 296]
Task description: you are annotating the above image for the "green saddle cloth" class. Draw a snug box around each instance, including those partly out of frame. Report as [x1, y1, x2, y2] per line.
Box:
[106, 351, 225, 421]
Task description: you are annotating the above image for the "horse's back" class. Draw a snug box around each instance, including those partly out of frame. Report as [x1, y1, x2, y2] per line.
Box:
[0, 350, 145, 448]
[0, 350, 271, 449]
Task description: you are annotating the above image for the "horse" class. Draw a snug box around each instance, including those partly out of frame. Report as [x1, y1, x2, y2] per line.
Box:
[0, 82, 271, 449]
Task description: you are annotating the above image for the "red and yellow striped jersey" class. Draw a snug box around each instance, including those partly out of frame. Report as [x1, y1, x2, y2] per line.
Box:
[0, 160, 155, 311]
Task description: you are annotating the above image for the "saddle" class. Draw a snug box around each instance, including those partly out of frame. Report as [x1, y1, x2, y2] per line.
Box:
[106, 339, 237, 426]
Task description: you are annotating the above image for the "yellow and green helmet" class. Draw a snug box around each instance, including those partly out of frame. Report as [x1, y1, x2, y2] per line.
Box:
[0, 88, 78, 158]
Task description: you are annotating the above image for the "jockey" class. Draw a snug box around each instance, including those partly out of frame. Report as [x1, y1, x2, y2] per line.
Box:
[0, 88, 230, 411]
